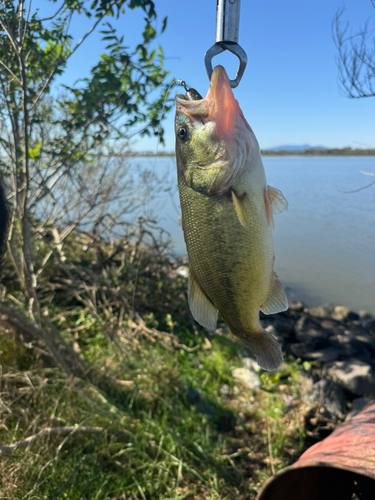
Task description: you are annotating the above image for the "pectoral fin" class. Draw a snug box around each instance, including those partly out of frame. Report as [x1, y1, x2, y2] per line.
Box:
[188, 269, 218, 329]
[260, 272, 288, 315]
[231, 190, 250, 227]
[267, 186, 288, 215]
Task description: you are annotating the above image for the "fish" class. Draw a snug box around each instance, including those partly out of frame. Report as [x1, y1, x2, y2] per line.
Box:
[174, 65, 289, 371]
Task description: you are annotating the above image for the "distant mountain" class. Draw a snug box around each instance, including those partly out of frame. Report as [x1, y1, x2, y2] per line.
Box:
[267, 144, 328, 152]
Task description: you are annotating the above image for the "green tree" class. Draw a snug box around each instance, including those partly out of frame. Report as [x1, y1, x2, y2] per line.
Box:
[0, 0, 172, 319]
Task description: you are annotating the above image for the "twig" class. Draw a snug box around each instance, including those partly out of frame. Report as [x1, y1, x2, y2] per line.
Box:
[0, 425, 130, 456]
[343, 179, 375, 193]
[267, 423, 275, 476]
[131, 314, 200, 352]
[65, 320, 97, 333]
[0, 60, 21, 84]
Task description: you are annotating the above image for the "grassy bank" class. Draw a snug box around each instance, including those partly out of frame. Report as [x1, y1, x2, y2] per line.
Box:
[0, 235, 308, 500]
[0, 322, 306, 499]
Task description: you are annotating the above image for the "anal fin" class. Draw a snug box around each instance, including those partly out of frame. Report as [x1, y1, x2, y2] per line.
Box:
[260, 272, 288, 315]
[188, 268, 218, 329]
[231, 190, 250, 227]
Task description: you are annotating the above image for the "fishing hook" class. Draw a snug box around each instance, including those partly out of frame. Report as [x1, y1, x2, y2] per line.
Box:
[204, 0, 247, 88]
[176, 79, 203, 100]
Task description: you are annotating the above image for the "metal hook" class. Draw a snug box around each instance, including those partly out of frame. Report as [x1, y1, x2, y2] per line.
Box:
[204, 42, 247, 89]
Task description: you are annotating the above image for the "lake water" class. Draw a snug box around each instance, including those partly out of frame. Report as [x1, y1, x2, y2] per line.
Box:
[132, 156, 375, 315]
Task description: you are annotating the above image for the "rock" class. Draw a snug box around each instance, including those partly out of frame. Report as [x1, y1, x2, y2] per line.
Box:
[305, 306, 330, 318]
[307, 347, 343, 364]
[327, 360, 375, 397]
[294, 315, 331, 345]
[261, 316, 296, 341]
[353, 333, 375, 355]
[359, 310, 373, 321]
[290, 341, 317, 359]
[331, 305, 359, 322]
[220, 384, 230, 396]
[324, 303, 338, 314]
[302, 379, 346, 421]
[241, 357, 261, 373]
[330, 334, 372, 364]
[363, 318, 375, 334]
[346, 397, 373, 420]
[232, 368, 262, 390]
[289, 301, 305, 313]
[319, 318, 346, 334]
[264, 324, 288, 352]
[175, 266, 189, 278]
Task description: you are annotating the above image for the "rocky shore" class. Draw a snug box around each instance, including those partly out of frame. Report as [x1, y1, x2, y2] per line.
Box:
[233, 302, 375, 440]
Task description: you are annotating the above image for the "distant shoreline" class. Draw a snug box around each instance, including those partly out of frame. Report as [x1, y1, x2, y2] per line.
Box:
[129, 148, 375, 157]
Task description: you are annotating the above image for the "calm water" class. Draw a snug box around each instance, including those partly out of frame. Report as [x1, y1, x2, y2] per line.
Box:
[133, 156, 375, 315]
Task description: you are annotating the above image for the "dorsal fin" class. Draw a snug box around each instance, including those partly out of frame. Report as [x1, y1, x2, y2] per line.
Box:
[188, 268, 218, 329]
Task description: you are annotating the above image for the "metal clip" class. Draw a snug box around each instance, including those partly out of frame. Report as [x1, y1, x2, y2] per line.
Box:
[204, 42, 247, 89]
[204, 0, 247, 88]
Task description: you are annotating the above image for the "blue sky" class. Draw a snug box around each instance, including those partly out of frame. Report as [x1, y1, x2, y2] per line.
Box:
[47, 0, 375, 151]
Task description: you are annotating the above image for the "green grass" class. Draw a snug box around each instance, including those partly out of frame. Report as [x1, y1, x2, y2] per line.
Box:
[0, 318, 307, 500]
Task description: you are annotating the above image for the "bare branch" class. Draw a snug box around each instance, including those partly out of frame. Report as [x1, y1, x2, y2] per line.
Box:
[38, 2, 66, 22]
[332, 6, 375, 99]
[0, 60, 21, 84]
[21, 0, 32, 46]
[0, 18, 18, 54]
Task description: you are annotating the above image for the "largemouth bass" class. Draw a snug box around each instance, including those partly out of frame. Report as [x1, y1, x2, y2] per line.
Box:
[175, 66, 289, 371]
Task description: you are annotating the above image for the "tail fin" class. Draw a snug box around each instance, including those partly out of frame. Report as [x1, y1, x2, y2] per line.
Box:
[239, 328, 283, 371]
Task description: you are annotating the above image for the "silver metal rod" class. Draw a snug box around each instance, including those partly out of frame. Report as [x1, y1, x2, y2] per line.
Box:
[215, 0, 241, 44]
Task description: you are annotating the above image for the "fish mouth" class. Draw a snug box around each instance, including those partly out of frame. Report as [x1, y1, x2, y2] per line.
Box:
[176, 66, 240, 134]
[175, 93, 204, 104]
[175, 92, 208, 120]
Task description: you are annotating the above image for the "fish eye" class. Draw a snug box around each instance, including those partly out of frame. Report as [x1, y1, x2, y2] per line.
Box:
[177, 126, 188, 141]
